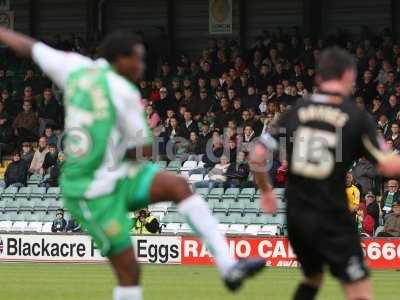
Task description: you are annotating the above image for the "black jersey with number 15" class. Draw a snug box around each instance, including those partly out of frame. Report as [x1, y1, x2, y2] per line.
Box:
[274, 93, 385, 213]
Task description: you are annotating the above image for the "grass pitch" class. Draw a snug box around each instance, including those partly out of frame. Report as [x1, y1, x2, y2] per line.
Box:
[0, 263, 398, 300]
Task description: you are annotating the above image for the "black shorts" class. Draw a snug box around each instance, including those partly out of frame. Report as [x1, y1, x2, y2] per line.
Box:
[287, 207, 370, 283]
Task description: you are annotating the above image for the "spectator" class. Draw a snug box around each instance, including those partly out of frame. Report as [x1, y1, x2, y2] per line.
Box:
[51, 209, 67, 232]
[381, 179, 400, 215]
[355, 207, 375, 237]
[187, 131, 201, 160]
[145, 105, 161, 130]
[4, 152, 28, 187]
[195, 155, 230, 189]
[351, 157, 378, 195]
[13, 100, 38, 144]
[133, 209, 160, 234]
[377, 202, 400, 237]
[274, 160, 288, 188]
[345, 172, 361, 214]
[40, 152, 64, 187]
[29, 136, 49, 175]
[0, 112, 14, 161]
[365, 192, 380, 231]
[201, 134, 224, 170]
[66, 217, 81, 232]
[198, 120, 212, 153]
[42, 144, 58, 174]
[181, 111, 198, 139]
[20, 141, 34, 166]
[225, 151, 250, 188]
[388, 122, 400, 150]
[43, 126, 58, 146]
[37, 88, 62, 134]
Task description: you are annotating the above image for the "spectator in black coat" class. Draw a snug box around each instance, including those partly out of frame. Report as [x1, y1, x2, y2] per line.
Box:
[37, 88, 62, 134]
[202, 134, 224, 169]
[0, 113, 14, 161]
[4, 152, 28, 187]
[42, 144, 58, 174]
[20, 141, 34, 166]
[365, 192, 380, 231]
[66, 217, 81, 232]
[225, 151, 250, 188]
[180, 111, 198, 139]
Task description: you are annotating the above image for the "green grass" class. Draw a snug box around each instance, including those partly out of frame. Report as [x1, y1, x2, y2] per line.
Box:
[0, 263, 397, 300]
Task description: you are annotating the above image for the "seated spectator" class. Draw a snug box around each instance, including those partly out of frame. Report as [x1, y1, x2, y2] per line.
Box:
[37, 88, 62, 134]
[66, 217, 81, 232]
[345, 172, 360, 214]
[51, 209, 67, 232]
[133, 209, 160, 234]
[225, 151, 250, 188]
[351, 156, 378, 195]
[43, 126, 58, 146]
[145, 105, 161, 130]
[226, 138, 238, 163]
[198, 120, 212, 153]
[195, 155, 230, 189]
[355, 207, 375, 237]
[365, 191, 380, 231]
[29, 136, 49, 175]
[187, 131, 201, 160]
[40, 152, 64, 187]
[274, 160, 288, 188]
[201, 133, 224, 170]
[13, 100, 38, 144]
[377, 202, 400, 237]
[4, 152, 28, 187]
[381, 179, 400, 215]
[42, 144, 58, 174]
[388, 122, 400, 150]
[0, 112, 14, 161]
[180, 111, 198, 139]
[241, 125, 256, 152]
[20, 141, 34, 166]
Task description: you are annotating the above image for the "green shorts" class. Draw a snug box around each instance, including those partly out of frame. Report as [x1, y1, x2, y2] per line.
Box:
[63, 163, 159, 257]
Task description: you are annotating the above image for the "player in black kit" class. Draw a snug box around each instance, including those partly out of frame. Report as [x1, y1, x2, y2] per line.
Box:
[250, 48, 400, 300]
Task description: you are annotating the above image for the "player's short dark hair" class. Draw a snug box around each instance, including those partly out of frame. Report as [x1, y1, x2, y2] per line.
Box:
[316, 47, 356, 81]
[99, 30, 143, 63]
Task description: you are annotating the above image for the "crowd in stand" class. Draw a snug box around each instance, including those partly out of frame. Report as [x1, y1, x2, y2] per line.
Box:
[1, 28, 400, 236]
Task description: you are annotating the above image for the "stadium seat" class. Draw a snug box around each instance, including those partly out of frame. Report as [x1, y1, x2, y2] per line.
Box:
[166, 203, 177, 213]
[213, 201, 229, 214]
[31, 186, 46, 196]
[0, 211, 9, 221]
[189, 174, 203, 184]
[162, 213, 184, 223]
[154, 161, 167, 169]
[238, 188, 256, 201]
[26, 221, 43, 232]
[47, 198, 62, 211]
[227, 224, 246, 235]
[41, 213, 55, 223]
[162, 223, 180, 234]
[149, 202, 171, 213]
[0, 198, 7, 212]
[4, 198, 19, 211]
[222, 188, 240, 200]
[177, 223, 192, 234]
[166, 160, 182, 172]
[45, 187, 61, 198]
[220, 214, 237, 224]
[198, 161, 205, 168]
[244, 224, 262, 235]
[3, 186, 19, 197]
[277, 200, 287, 212]
[0, 221, 12, 231]
[228, 201, 245, 214]
[217, 223, 229, 233]
[41, 222, 53, 232]
[207, 188, 224, 200]
[181, 161, 198, 171]
[33, 198, 48, 211]
[258, 225, 280, 236]
[244, 200, 260, 214]
[274, 188, 285, 199]
[19, 198, 35, 211]
[195, 187, 209, 198]
[10, 221, 28, 232]
[207, 198, 219, 210]
[16, 186, 32, 197]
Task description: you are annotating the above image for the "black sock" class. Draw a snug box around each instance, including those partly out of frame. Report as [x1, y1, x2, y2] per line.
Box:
[293, 283, 319, 300]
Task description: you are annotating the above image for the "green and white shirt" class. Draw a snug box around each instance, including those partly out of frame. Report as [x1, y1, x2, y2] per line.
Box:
[32, 43, 152, 199]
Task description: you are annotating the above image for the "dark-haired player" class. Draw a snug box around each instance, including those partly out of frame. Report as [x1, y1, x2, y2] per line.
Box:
[0, 27, 265, 299]
[251, 47, 400, 300]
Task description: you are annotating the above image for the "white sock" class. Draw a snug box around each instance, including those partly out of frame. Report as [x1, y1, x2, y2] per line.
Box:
[178, 194, 236, 276]
[113, 286, 142, 300]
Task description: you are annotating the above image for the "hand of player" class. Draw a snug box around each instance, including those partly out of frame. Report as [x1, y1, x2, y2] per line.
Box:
[260, 187, 277, 214]
[378, 154, 400, 177]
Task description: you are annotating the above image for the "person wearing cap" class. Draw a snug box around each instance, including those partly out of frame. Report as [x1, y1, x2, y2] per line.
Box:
[4, 151, 28, 188]
[132, 208, 160, 235]
[377, 202, 400, 237]
[0, 112, 14, 162]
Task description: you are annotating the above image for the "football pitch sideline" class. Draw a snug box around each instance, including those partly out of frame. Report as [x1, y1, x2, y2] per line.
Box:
[0, 263, 398, 300]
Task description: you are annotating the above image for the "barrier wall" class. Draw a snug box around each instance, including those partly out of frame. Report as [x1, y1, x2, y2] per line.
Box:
[0, 234, 399, 269]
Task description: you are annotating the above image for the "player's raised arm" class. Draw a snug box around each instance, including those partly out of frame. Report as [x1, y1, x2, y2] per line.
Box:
[249, 133, 278, 213]
[0, 26, 37, 58]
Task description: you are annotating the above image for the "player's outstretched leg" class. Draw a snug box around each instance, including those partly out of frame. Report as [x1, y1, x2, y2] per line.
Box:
[293, 274, 323, 300]
[342, 278, 373, 300]
[109, 247, 143, 300]
[149, 171, 266, 291]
